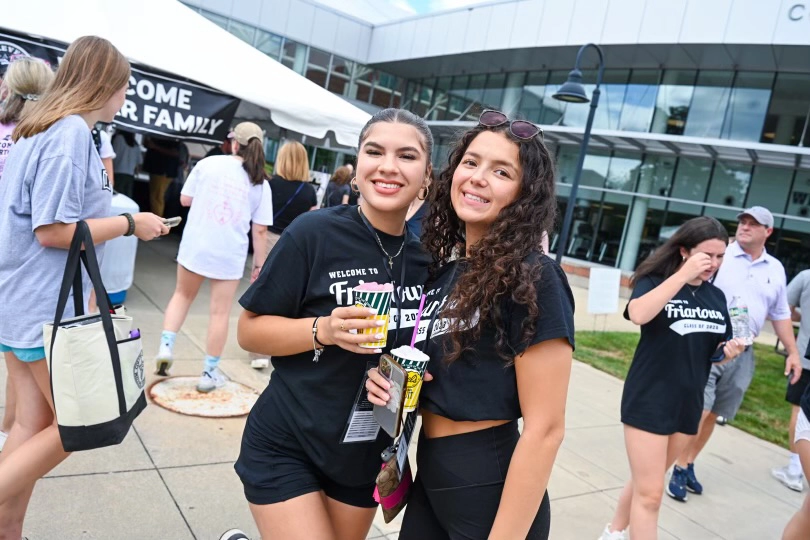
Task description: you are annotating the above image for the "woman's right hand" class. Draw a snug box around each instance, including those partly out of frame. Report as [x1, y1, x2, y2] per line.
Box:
[366, 366, 433, 406]
[678, 252, 712, 282]
[133, 212, 169, 241]
[318, 306, 388, 354]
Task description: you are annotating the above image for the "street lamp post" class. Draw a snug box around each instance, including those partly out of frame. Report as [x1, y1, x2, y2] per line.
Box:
[552, 43, 605, 265]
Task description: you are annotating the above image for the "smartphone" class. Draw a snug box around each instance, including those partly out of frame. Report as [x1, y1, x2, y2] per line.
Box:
[163, 216, 182, 228]
[373, 354, 407, 438]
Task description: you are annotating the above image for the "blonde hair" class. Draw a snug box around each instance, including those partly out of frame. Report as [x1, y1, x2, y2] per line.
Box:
[0, 57, 55, 126]
[14, 36, 130, 141]
[275, 141, 310, 182]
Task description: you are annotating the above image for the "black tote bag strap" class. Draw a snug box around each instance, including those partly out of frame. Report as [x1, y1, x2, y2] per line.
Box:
[50, 221, 128, 416]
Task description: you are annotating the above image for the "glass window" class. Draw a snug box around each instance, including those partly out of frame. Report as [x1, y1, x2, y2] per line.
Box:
[667, 156, 712, 216]
[501, 72, 525, 116]
[481, 73, 506, 111]
[563, 69, 629, 131]
[305, 47, 330, 88]
[720, 72, 773, 142]
[354, 66, 374, 102]
[228, 19, 256, 45]
[462, 74, 487, 120]
[540, 71, 568, 125]
[637, 155, 675, 211]
[446, 75, 471, 120]
[746, 165, 792, 221]
[517, 71, 548, 123]
[683, 71, 734, 139]
[429, 77, 451, 120]
[372, 72, 401, 109]
[704, 161, 752, 222]
[618, 70, 659, 132]
[255, 30, 282, 59]
[784, 171, 810, 229]
[199, 9, 229, 30]
[761, 73, 810, 147]
[651, 70, 696, 135]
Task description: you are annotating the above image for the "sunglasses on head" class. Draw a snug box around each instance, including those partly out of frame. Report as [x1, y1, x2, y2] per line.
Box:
[478, 110, 543, 141]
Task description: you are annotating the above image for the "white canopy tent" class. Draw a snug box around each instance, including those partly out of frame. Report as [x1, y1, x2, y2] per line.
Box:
[2, 0, 370, 147]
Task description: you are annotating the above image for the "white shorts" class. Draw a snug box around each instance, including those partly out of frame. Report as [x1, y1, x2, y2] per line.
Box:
[795, 409, 810, 445]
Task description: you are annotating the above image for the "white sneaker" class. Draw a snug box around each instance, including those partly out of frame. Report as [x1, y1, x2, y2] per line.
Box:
[155, 345, 174, 376]
[772, 465, 805, 492]
[597, 524, 628, 540]
[250, 357, 270, 369]
[196, 367, 228, 393]
[0, 430, 7, 452]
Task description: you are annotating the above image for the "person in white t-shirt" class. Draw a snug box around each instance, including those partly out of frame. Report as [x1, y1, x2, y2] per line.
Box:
[155, 122, 274, 393]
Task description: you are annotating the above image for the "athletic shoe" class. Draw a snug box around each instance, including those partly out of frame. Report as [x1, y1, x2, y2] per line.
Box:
[772, 465, 805, 492]
[716, 415, 728, 425]
[154, 345, 174, 376]
[685, 462, 704, 494]
[0, 430, 7, 452]
[196, 367, 228, 393]
[250, 357, 270, 369]
[597, 523, 627, 540]
[666, 466, 689, 502]
[219, 529, 249, 540]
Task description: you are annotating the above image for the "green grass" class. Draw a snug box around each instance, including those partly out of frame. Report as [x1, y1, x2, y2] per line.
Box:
[575, 331, 792, 449]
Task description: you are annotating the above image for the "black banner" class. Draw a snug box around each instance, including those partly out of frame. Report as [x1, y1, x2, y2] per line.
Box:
[0, 29, 239, 144]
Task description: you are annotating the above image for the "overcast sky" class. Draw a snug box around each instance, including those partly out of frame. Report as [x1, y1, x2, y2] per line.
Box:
[312, 0, 491, 23]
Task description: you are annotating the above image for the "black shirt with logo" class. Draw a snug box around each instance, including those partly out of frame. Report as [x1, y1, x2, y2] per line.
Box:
[239, 205, 429, 487]
[267, 175, 318, 234]
[621, 275, 732, 435]
[417, 254, 576, 421]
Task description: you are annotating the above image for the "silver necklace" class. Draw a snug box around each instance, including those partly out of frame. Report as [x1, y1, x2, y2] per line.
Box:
[358, 207, 405, 269]
[686, 282, 702, 297]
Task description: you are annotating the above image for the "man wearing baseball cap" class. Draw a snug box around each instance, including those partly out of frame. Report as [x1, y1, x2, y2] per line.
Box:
[668, 206, 802, 501]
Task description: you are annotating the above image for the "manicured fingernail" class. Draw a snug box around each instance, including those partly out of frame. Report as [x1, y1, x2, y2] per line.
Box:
[376, 320, 386, 326]
[375, 333, 385, 340]
[374, 348, 382, 353]
[367, 308, 378, 315]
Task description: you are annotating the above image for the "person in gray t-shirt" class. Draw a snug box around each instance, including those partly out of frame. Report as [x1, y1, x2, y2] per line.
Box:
[0, 36, 167, 539]
[772, 269, 810, 491]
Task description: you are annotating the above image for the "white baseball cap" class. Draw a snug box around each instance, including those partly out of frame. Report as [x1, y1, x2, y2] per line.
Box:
[736, 206, 774, 228]
[228, 122, 264, 145]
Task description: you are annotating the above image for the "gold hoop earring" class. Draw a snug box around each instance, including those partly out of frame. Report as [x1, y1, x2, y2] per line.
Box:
[417, 185, 430, 201]
[350, 177, 360, 194]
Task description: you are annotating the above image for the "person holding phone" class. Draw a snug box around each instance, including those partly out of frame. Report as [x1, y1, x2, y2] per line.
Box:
[598, 216, 744, 540]
[367, 111, 575, 539]
[154, 122, 273, 393]
[232, 109, 432, 540]
[0, 36, 167, 539]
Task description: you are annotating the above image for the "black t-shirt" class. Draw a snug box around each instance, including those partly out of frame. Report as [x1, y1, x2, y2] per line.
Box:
[418, 254, 576, 421]
[268, 175, 317, 234]
[239, 205, 430, 487]
[621, 275, 732, 435]
[324, 182, 351, 207]
[142, 138, 180, 176]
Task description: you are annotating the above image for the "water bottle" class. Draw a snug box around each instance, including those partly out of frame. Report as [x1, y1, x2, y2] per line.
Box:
[728, 295, 753, 346]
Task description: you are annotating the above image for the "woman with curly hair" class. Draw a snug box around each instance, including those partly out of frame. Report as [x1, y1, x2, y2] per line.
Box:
[367, 110, 575, 539]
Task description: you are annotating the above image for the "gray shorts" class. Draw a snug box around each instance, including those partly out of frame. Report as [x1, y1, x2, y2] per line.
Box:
[703, 347, 755, 420]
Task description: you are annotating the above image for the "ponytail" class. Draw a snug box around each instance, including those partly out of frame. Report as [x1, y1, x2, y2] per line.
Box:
[238, 138, 266, 185]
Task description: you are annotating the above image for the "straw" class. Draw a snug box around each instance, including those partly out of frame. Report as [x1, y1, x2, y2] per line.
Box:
[410, 295, 427, 349]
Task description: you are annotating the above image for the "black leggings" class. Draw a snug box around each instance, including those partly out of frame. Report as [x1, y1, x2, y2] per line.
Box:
[399, 421, 551, 540]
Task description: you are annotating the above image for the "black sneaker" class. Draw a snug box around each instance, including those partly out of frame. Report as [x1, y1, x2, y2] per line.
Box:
[219, 529, 249, 540]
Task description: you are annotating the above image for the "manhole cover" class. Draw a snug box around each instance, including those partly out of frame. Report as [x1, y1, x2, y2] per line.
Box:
[148, 377, 259, 418]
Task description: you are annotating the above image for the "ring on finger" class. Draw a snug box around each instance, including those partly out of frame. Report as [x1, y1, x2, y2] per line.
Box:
[339, 320, 346, 332]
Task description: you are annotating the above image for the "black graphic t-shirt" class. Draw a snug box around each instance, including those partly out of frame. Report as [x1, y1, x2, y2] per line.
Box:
[417, 254, 576, 421]
[267, 175, 318, 234]
[621, 275, 732, 435]
[239, 205, 429, 487]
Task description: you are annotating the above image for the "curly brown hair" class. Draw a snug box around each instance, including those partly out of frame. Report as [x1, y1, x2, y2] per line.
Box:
[422, 124, 557, 364]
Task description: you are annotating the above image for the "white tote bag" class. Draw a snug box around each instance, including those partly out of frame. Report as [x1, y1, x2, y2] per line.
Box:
[43, 221, 146, 452]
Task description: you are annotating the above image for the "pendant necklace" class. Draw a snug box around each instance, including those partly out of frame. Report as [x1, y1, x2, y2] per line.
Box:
[358, 207, 405, 269]
[686, 282, 702, 297]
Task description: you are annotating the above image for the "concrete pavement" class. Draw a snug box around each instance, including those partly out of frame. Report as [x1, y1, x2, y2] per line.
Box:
[4, 236, 802, 539]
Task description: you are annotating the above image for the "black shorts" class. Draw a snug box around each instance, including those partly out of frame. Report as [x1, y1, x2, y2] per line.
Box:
[400, 421, 550, 540]
[234, 394, 377, 509]
[786, 368, 810, 406]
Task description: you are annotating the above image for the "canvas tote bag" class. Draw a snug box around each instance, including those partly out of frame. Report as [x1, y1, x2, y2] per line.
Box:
[43, 221, 147, 451]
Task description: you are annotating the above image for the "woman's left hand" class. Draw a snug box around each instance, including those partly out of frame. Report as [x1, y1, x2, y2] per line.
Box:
[722, 338, 744, 361]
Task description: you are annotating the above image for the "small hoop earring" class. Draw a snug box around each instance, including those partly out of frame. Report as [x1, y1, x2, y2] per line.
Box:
[417, 185, 430, 201]
[350, 177, 360, 194]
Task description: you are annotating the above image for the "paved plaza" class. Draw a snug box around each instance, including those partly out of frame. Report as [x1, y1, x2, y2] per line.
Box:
[5, 236, 803, 539]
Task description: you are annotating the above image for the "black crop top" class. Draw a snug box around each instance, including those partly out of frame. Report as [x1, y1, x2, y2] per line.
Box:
[416, 253, 576, 421]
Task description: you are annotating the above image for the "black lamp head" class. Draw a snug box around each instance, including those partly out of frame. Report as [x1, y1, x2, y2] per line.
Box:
[552, 69, 590, 104]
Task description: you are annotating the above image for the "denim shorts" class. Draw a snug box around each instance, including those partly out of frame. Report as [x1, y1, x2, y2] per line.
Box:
[0, 343, 46, 362]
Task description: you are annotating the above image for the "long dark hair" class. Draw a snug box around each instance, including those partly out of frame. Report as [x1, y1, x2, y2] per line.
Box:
[358, 108, 433, 157]
[237, 138, 266, 186]
[633, 216, 729, 285]
[422, 124, 557, 364]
